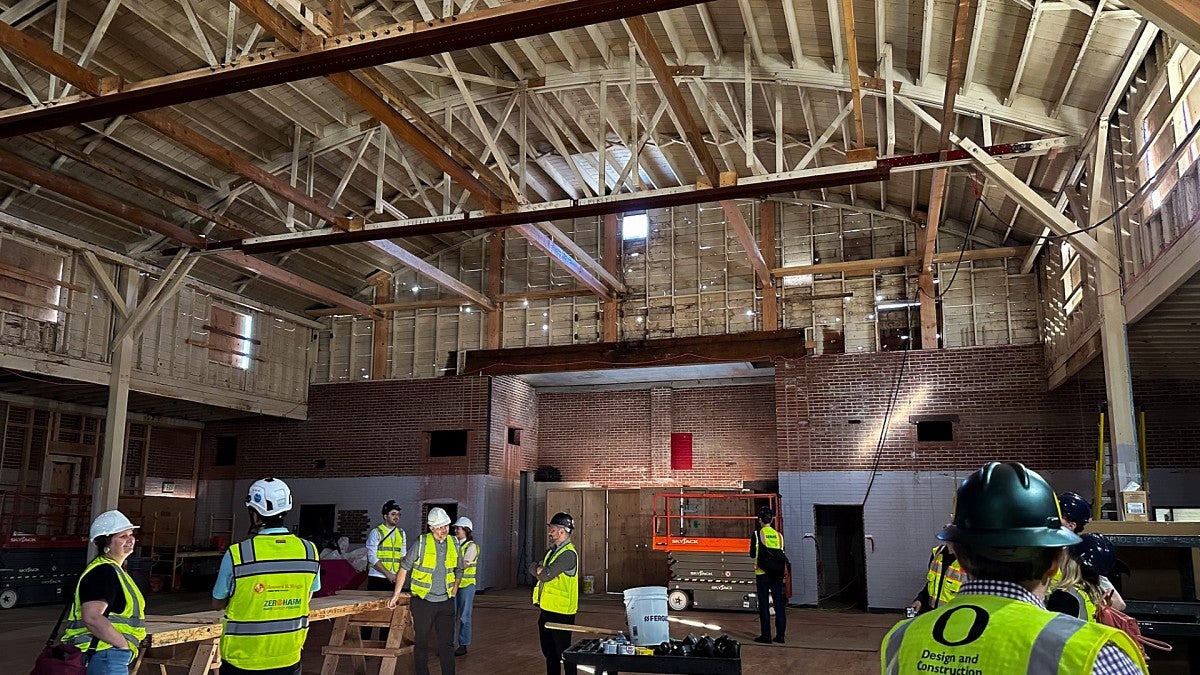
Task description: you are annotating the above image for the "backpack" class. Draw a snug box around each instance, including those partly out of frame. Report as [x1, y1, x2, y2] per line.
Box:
[757, 535, 789, 580]
[1093, 589, 1171, 659]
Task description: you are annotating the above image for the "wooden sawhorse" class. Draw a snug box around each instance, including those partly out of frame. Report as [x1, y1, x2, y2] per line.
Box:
[320, 594, 414, 675]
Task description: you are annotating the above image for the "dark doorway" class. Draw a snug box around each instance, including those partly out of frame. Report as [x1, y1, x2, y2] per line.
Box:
[296, 504, 336, 542]
[813, 504, 867, 610]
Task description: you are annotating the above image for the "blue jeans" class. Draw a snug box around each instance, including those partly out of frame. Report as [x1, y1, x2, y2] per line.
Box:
[84, 648, 132, 675]
[455, 585, 476, 646]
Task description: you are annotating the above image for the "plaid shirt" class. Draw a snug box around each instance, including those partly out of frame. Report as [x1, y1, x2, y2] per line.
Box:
[957, 580, 1144, 675]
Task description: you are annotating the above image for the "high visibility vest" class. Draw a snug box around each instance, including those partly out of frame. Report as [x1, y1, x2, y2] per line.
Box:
[532, 542, 578, 615]
[926, 546, 967, 608]
[754, 525, 783, 576]
[459, 540, 479, 589]
[410, 534, 458, 599]
[221, 534, 319, 670]
[63, 556, 146, 658]
[1061, 585, 1099, 623]
[375, 524, 406, 575]
[882, 593, 1148, 674]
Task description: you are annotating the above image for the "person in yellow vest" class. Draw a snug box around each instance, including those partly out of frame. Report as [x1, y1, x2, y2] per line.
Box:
[62, 510, 146, 675]
[911, 543, 967, 614]
[530, 511, 579, 675]
[212, 478, 320, 675]
[452, 516, 479, 656]
[1058, 491, 1127, 611]
[386, 507, 463, 675]
[749, 505, 787, 644]
[363, 499, 405, 642]
[1048, 533, 1118, 622]
[881, 462, 1148, 675]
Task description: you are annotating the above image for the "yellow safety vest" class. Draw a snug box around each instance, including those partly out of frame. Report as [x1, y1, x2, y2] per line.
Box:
[882, 593, 1148, 674]
[926, 546, 967, 608]
[754, 525, 784, 576]
[63, 556, 146, 658]
[1061, 585, 1099, 623]
[459, 540, 479, 589]
[410, 533, 458, 599]
[375, 524, 406, 574]
[221, 534, 319, 670]
[532, 541, 578, 615]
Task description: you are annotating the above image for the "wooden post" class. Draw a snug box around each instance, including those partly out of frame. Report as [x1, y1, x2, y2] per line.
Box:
[486, 231, 504, 349]
[602, 214, 620, 342]
[370, 272, 392, 379]
[95, 270, 137, 519]
[759, 201, 779, 331]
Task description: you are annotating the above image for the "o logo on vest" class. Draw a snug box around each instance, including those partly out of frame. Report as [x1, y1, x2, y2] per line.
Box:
[253, 583, 265, 594]
[931, 605, 990, 647]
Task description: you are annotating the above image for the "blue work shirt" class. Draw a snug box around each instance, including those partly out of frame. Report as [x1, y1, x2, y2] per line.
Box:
[212, 527, 322, 599]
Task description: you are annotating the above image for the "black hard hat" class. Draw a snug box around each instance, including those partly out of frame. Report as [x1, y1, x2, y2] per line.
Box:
[1058, 492, 1092, 530]
[382, 499, 401, 516]
[1071, 533, 1116, 577]
[938, 462, 1081, 549]
[757, 506, 775, 521]
[548, 512, 574, 532]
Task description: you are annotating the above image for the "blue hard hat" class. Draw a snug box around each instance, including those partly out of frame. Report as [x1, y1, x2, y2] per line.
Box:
[1071, 533, 1116, 577]
[1058, 492, 1092, 530]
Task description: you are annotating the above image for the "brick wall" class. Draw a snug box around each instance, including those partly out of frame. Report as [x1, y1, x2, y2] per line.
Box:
[203, 377, 491, 479]
[776, 344, 1100, 472]
[337, 509, 370, 544]
[489, 376, 540, 478]
[537, 383, 776, 487]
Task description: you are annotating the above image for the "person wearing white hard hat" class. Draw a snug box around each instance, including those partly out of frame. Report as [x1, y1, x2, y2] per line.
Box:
[387, 506, 466, 675]
[212, 478, 320, 675]
[60, 510, 146, 674]
[452, 516, 479, 656]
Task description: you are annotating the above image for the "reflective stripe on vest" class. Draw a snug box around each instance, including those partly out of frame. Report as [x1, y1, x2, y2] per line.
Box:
[754, 526, 783, 575]
[532, 541, 578, 615]
[409, 534, 458, 599]
[375, 524, 406, 574]
[221, 534, 318, 671]
[459, 541, 479, 588]
[1064, 586, 1099, 622]
[881, 593, 1149, 675]
[926, 546, 967, 608]
[63, 556, 147, 657]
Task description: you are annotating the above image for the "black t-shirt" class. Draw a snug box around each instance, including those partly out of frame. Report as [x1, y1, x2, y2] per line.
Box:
[77, 563, 125, 615]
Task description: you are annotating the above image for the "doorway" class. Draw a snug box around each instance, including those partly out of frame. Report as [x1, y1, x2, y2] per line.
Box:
[296, 504, 336, 544]
[813, 504, 867, 610]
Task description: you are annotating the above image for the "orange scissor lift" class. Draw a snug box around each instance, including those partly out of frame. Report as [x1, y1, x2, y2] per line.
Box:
[652, 492, 785, 613]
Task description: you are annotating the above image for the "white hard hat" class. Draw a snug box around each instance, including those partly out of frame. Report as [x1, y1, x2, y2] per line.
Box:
[453, 517, 473, 531]
[90, 510, 138, 540]
[427, 507, 451, 528]
[247, 478, 292, 517]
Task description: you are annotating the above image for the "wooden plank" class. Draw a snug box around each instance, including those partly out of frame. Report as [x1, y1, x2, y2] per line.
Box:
[201, 324, 261, 345]
[773, 246, 1029, 277]
[486, 231, 504, 349]
[0, 260, 84, 292]
[0, 287, 74, 313]
[759, 201, 779, 330]
[602, 213, 619, 342]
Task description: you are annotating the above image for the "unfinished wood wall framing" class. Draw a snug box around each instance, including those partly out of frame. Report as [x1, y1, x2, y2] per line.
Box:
[313, 201, 1041, 383]
[0, 228, 313, 416]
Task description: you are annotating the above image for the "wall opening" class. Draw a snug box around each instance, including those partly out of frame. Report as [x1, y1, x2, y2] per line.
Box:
[813, 504, 867, 611]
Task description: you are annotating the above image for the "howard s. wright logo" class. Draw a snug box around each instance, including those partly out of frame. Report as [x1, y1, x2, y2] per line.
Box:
[253, 583, 266, 594]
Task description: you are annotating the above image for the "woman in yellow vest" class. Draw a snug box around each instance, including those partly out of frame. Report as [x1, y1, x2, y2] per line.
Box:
[387, 507, 463, 675]
[62, 510, 146, 675]
[452, 516, 479, 656]
[212, 478, 320, 675]
[881, 462, 1147, 675]
[530, 512, 579, 675]
[1048, 533, 1118, 622]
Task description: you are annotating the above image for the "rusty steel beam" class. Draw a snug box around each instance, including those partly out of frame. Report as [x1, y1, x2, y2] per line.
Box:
[0, 0, 715, 137]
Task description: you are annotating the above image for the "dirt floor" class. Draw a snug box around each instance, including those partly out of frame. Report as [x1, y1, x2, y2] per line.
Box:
[0, 587, 890, 673]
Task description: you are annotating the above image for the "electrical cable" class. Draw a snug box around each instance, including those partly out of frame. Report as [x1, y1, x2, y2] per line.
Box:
[860, 340, 911, 507]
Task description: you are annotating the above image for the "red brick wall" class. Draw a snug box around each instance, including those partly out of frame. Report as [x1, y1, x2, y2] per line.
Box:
[1058, 377, 1200, 470]
[776, 345, 1099, 472]
[203, 377, 491, 479]
[537, 384, 777, 487]
[489, 376, 539, 478]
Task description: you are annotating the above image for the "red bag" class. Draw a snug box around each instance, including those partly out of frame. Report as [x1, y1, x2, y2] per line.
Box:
[1094, 589, 1171, 659]
[29, 643, 87, 675]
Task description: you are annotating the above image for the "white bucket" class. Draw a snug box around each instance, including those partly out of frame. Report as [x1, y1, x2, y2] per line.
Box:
[622, 586, 670, 646]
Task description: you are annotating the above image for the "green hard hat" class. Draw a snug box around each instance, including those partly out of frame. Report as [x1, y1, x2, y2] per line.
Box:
[938, 462, 1082, 549]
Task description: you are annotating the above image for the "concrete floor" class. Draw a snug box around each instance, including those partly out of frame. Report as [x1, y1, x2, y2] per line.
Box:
[0, 588, 890, 673]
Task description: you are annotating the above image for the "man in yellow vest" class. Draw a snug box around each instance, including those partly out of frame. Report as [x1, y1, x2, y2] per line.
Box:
[881, 462, 1148, 674]
[749, 505, 787, 644]
[212, 478, 320, 675]
[386, 507, 463, 675]
[911, 543, 967, 614]
[363, 499, 405, 642]
[530, 511, 578, 675]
